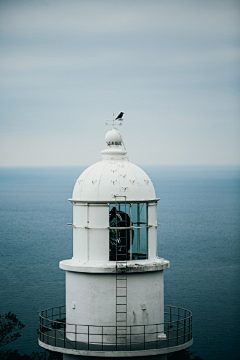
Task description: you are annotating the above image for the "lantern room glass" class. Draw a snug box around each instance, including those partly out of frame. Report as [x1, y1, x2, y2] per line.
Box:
[109, 203, 148, 261]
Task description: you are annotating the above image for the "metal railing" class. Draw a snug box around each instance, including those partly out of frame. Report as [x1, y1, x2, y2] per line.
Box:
[39, 305, 192, 352]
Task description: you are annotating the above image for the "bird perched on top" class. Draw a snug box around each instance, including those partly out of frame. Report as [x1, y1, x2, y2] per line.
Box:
[115, 112, 124, 120]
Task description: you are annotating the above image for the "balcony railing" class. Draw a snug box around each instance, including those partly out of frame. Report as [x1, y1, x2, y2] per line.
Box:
[39, 305, 192, 353]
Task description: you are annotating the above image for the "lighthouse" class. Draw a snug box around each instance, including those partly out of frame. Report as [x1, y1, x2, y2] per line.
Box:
[38, 115, 193, 360]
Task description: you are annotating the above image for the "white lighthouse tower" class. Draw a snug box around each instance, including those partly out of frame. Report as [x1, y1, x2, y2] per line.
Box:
[39, 115, 193, 360]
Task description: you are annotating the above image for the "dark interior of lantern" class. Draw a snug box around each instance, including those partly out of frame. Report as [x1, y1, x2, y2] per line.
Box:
[109, 202, 148, 261]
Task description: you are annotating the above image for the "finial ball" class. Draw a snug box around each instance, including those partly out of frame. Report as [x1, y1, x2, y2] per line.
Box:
[105, 129, 122, 146]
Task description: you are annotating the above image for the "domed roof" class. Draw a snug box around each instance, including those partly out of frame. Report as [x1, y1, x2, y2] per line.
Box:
[71, 128, 156, 202]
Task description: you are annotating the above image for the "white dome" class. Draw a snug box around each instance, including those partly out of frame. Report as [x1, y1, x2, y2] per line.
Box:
[72, 160, 156, 201]
[71, 128, 156, 202]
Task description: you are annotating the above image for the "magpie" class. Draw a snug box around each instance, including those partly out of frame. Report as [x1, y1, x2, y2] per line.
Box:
[115, 112, 124, 120]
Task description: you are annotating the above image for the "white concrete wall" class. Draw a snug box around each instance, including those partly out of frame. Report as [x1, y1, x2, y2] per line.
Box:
[66, 272, 116, 326]
[73, 204, 87, 226]
[65, 270, 164, 343]
[73, 228, 88, 261]
[73, 204, 109, 261]
[127, 271, 164, 326]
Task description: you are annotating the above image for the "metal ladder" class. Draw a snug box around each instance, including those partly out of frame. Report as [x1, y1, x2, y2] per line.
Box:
[114, 197, 128, 347]
[116, 266, 127, 346]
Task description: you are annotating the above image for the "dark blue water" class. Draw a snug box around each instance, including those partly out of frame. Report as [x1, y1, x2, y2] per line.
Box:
[0, 166, 239, 360]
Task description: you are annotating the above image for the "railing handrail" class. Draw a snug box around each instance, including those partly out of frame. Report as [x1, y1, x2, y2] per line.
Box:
[39, 305, 192, 352]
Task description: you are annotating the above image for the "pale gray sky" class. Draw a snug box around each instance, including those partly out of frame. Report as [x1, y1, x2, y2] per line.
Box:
[0, 0, 239, 166]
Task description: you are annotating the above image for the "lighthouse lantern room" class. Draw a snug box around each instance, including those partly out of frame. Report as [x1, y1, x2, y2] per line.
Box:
[38, 115, 193, 360]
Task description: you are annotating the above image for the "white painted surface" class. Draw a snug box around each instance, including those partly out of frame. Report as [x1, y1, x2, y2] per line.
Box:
[127, 272, 164, 326]
[148, 204, 158, 259]
[39, 338, 193, 358]
[71, 160, 156, 202]
[71, 130, 156, 202]
[65, 271, 164, 343]
[73, 204, 88, 227]
[72, 205, 109, 261]
[88, 205, 109, 228]
[88, 229, 109, 261]
[73, 228, 88, 261]
[60, 258, 170, 273]
[105, 129, 122, 145]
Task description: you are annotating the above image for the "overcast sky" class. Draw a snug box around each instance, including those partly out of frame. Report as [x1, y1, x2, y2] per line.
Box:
[0, 0, 239, 166]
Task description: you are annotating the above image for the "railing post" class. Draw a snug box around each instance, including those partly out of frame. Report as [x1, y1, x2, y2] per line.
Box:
[42, 315, 44, 344]
[144, 325, 145, 350]
[156, 324, 157, 349]
[64, 323, 65, 348]
[177, 320, 179, 346]
[75, 324, 77, 349]
[55, 327, 56, 347]
[102, 326, 103, 351]
[130, 326, 131, 351]
[88, 325, 89, 350]
[191, 314, 193, 340]
[167, 322, 169, 348]
[47, 319, 49, 345]
[45, 309, 47, 345]
[184, 318, 186, 343]
[189, 315, 191, 340]
[39, 314, 41, 341]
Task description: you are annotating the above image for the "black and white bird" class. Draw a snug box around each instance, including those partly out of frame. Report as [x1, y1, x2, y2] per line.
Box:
[115, 112, 124, 120]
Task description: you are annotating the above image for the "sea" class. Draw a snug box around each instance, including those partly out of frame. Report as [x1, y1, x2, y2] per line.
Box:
[0, 165, 239, 360]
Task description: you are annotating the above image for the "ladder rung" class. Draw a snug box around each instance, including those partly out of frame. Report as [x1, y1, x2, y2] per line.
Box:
[117, 278, 127, 281]
[117, 290, 126, 294]
[117, 279, 127, 281]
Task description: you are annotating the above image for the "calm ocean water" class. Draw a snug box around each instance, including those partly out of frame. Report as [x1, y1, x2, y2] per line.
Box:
[0, 166, 239, 360]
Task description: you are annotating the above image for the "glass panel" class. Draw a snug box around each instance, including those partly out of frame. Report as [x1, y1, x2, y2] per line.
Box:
[109, 204, 131, 261]
[139, 227, 148, 257]
[131, 227, 138, 255]
[139, 203, 147, 224]
[109, 203, 148, 261]
[131, 228, 147, 260]
[131, 203, 147, 226]
[130, 203, 148, 260]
